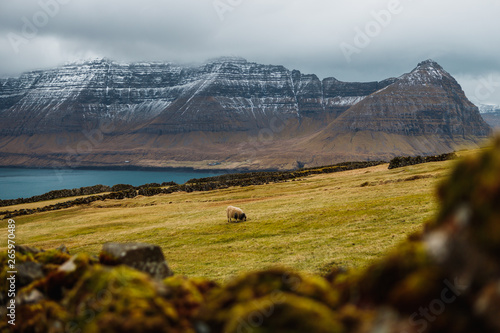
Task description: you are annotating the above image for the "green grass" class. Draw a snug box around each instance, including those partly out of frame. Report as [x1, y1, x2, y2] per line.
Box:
[0, 159, 456, 282]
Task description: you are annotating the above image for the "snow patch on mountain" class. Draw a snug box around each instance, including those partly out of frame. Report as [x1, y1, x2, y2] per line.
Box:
[477, 103, 500, 114]
[397, 59, 450, 86]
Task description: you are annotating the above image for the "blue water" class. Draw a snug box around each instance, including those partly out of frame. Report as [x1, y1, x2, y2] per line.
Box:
[0, 168, 226, 200]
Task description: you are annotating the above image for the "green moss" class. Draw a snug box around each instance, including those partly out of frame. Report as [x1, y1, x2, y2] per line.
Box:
[35, 249, 71, 265]
[0, 251, 36, 298]
[337, 304, 376, 333]
[63, 265, 192, 333]
[224, 293, 343, 333]
[162, 275, 217, 320]
[199, 267, 339, 331]
[326, 268, 362, 307]
[0, 250, 35, 266]
[187, 276, 220, 297]
[14, 300, 69, 333]
[98, 252, 120, 265]
[36, 253, 95, 300]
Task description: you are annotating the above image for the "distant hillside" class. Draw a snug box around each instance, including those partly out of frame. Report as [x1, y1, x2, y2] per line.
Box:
[477, 104, 500, 129]
[482, 112, 500, 129]
[478, 103, 500, 114]
[0, 58, 491, 170]
[292, 60, 492, 164]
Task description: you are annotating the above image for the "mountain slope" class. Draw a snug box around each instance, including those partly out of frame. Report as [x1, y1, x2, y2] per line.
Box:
[478, 104, 500, 129]
[0, 58, 492, 170]
[330, 60, 490, 136]
[299, 60, 491, 163]
[482, 112, 500, 129]
[1, 57, 394, 136]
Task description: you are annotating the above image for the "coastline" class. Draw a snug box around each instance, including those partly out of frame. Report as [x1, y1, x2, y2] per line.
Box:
[0, 164, 279, 174]
[0, 167, 232, 202]
[1, 160, 386, 217]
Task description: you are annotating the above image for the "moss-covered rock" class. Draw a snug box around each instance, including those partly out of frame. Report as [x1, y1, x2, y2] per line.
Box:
[34, 247, 72, 266]
[37, 253, 96, 301]
[62, 265, 188, 333]
[162, 275, 218, 322]
[355, 241, 443, 309]
[434, 138, 500, 255]
[224, 293, 343, 333]
[0, 251, 36, 306]
[9, 300, 69, 333]
[199, 267, 339, 331]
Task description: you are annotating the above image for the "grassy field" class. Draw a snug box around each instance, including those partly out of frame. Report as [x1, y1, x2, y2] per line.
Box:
[0, 158, 461, 282]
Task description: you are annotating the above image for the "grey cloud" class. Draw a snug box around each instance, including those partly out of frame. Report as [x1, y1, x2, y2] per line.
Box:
[0, 0, 499, 103]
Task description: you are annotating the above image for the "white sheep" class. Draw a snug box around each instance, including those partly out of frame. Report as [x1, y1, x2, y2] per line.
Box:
[226, 205, 247, 223]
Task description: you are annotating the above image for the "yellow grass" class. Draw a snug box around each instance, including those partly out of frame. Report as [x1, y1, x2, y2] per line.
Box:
[2, 193, 112, 211]
[0, 159, 458, 282]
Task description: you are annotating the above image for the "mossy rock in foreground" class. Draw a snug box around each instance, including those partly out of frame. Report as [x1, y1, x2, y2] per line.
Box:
[162, 275, 219, 321]
[14, 300, 69, 333]
[434, 137, 500, 256]
[354, 241, 446, 311]
[0, 246, 70, 305]
[5, 262, 215, 333]
[198, 267, 340, 332]
[99, 242, 173, 279]
[62, 265, 188, 333]
[224, 293, 343, 333]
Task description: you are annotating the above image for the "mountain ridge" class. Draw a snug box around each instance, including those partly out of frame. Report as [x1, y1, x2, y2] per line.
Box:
[0, 58, 492, 170]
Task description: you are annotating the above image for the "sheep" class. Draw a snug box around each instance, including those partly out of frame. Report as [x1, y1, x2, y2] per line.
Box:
[226, 205, 247, 223]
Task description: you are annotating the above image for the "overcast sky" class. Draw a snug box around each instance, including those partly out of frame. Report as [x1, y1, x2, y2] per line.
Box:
[1, 0, 499, 105]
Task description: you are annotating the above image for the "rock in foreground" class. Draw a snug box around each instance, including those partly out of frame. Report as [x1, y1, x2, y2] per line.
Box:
[99, 242, 173, 279]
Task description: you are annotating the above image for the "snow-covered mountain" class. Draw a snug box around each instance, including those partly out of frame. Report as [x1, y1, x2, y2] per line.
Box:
[0, 57, 394, 135]
[0, 58, 492, 170]
[326, 60, 490, 136]
[303, 60, 492, 164]
[477, 104, 500, 129]
[477, 104, 500, 114]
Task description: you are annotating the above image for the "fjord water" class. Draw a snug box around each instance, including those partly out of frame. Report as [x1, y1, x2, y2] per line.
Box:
[0, 168, 225, 200]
